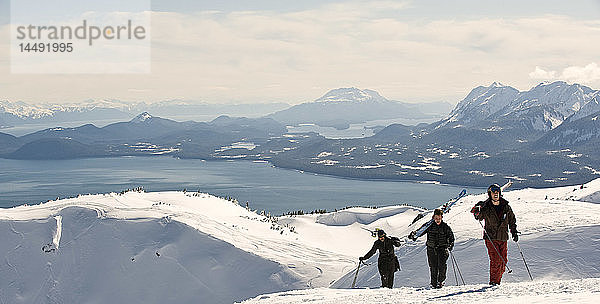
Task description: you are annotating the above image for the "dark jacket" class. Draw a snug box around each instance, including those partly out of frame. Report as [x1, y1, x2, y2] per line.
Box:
[363, 236, 401, 261]
[362, 236, 401, 273]
[475, 197, 517, 241]
[425, 221, 454, 250]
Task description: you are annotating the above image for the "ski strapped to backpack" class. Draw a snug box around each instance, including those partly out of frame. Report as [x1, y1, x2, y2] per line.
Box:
[408, 189, 467, 241]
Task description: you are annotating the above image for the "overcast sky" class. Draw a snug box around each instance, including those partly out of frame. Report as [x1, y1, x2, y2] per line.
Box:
[1, 0, 599, 105]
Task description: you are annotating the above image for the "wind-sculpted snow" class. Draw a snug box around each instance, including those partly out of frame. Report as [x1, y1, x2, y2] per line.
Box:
[315, 206, 423, 226]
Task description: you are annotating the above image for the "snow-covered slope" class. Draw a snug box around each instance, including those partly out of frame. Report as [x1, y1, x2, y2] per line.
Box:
[1, 207, 301, 303]
[2, 179, 600, 303]
[0, 189, 380, 303]
[239, 278, 600, 304]
[0, 192, 308, 303]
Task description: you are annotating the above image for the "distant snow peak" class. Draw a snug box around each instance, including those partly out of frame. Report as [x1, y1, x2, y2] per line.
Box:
[0, 100, 54, 119]
[315, 87, 387, 104]
[131, 112, 153, 123]
[443, 80, 600, 130]
[534, 80, 569, 90]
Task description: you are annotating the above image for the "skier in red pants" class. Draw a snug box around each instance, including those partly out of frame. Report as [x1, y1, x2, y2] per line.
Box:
[471, 184, 519, 285]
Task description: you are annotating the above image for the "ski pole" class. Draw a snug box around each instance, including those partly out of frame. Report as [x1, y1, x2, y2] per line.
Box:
[449, 251, 465, 285]
[477, 220, 512, 274]
[352, 259, 367, 288]
[450, 252, 459, 286]
[516, 241, 533, 281]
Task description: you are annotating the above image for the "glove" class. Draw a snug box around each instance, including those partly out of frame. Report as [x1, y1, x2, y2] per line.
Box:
[359, 256, 365, 261]
[512, 231, 519, 242]
[448, 245, 453, 252]
[470, 205, 480, 218]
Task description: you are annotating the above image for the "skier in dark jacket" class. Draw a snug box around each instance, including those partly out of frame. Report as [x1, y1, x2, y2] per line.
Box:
[471, 183, 519, 286]
[416, 208, 454, 288]
[359, 229, 401, 288]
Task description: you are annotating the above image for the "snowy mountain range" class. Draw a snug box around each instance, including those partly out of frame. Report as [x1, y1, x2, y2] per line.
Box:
[438, 81, 600, 135]
[2, 81, 599, 187]
[0, 99, 289, 128]
[2, 179, 599, 303]
[266, 87, 452, 127]
[265, 81, 600, 188]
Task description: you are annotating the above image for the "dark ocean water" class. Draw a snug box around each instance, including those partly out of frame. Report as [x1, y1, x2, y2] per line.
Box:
[0, 157, 479, 215]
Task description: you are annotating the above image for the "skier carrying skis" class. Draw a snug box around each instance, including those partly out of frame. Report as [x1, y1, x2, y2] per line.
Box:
[359, 229, 401, 288]
[471, 184, 519, 286]
[415, 208, 454, 289]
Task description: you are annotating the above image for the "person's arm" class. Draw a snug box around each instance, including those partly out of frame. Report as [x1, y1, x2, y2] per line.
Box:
[507, 205, 519, 241]
[360, 241, 378, 260]
[446, 224, 455, 251]
[390, 236, 402, 247]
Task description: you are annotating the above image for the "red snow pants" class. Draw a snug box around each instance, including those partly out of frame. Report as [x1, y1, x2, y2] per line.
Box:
[485, 239, 507, 284]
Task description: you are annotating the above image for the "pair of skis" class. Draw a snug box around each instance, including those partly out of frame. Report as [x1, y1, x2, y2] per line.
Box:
[409, 181, 510, 242]
[359, 189, 468, 242]
[408, 189, 468, 241]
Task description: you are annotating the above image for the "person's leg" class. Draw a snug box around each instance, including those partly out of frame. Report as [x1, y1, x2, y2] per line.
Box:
[378, 260, 386, 287]
[437, 247, 449, 286]
[494, 240, 508, 284]
[379, 259, 395, 288]
[427, 246, 438, 287]
[485, 239, 501, 284]
[387, 268, 395, 288]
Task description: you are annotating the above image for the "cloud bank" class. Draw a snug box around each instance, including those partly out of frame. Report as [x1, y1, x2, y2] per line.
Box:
[1, 2, 599, 103]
